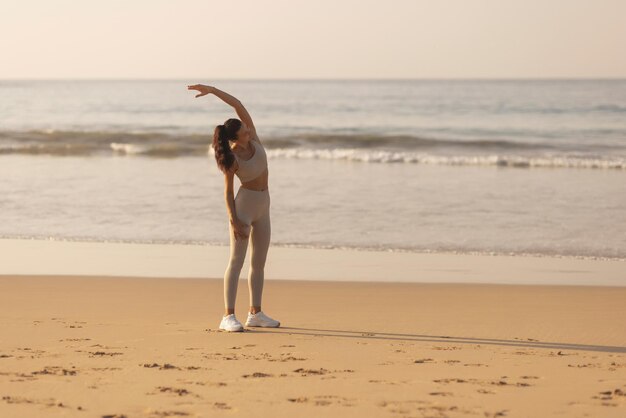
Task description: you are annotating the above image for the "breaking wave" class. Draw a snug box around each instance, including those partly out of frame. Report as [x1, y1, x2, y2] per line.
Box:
[0, 129, 624, 169]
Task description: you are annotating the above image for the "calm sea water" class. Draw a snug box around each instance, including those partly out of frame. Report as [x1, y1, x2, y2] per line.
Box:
[1, 79, 625, 259]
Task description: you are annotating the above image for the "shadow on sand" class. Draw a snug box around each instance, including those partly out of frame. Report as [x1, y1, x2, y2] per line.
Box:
[243, 327, 626, 354]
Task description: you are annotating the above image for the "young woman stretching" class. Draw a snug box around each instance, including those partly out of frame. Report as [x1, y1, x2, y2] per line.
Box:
[187, 83, 280, 332]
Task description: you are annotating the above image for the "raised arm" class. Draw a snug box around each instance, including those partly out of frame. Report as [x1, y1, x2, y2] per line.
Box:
[187, 84, 259, 141]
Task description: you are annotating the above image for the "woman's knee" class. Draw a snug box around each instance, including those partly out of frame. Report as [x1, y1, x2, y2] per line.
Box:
[229, 247, 248, 266]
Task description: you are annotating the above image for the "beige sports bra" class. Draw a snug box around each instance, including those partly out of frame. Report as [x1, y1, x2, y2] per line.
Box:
[233, 140, 268, 182]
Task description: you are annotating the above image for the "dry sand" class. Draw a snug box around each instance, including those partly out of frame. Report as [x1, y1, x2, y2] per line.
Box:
[1, 275, 625, 417]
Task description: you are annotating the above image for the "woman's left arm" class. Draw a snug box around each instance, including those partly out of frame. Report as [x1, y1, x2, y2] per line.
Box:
[187, 84, 258, 139]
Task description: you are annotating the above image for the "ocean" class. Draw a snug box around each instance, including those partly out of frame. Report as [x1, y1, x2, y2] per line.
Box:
[1, 79, 625, 259]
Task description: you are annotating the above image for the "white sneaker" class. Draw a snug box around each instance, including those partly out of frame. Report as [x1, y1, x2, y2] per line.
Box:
[219, 314, 244, 332]
[245, 311, 280, 328]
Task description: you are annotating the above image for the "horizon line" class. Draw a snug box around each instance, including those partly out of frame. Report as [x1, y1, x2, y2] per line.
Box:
[1, 76, 625, 82]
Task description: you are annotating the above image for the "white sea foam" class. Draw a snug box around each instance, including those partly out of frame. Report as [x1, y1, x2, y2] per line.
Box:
[110, 142, 149, 155]
[266, 148, 626, 169]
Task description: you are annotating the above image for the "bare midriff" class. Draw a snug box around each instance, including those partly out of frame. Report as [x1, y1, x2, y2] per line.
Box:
[240, 167, 269, 192]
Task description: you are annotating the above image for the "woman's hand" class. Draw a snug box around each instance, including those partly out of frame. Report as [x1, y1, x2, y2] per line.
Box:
[187, 84, 214, 98]
[230, 218, 250, 241]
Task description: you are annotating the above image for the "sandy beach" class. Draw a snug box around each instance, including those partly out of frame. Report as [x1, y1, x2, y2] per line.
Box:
[1, 271, 625, 417]
[2, 1, 625, 417]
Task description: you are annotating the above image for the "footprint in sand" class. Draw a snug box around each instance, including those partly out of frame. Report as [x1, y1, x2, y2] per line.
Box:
[512, 350, 536, 356]
[592, 387, 626, 405]
[269, 353, 307, 362]
[368, 379, 401, 385]
[153, 386, 201, 399]
[290, 368, 354, 379]
[484, 410, 509, 417]
[59, 338, 92, 342]
[568, 363, 601, 368]
[176, 379, 226, 387]
[32, 366, 77, 376]
[513, 337, 539, 342]
[607, 361, 626, 371]
[2, 367, 78, 380]
[433, 377, 533, 388]
[89, 351, 123, 357]
[432, 346, 463, 351]
[293, 368, 329, 376]
[90, 344, 127, 349]
[2, 396, 69, 409]
[429, 391, 453, 396]
[242, 372, 273, 378]
[377, 400, 466, 416]
[434, 378, 469, 384]
[140, 363, 200, 370]
[205, 351, 305, 362]
[3, 371, 39, 382]
[552, 351, 576, 356]
[142, 363, 180, 370]
[146, 411, 191, 417]
[2, 396, 36, 405]
[287, 395, 355, 407]
[14, 347, 47, 359]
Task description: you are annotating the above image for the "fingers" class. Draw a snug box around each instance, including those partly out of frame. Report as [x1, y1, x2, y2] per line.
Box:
[233, 229, 249, 241]
[231, 222, 250, 241]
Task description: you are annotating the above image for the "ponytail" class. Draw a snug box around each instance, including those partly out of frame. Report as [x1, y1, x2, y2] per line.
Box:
[212, 118, 242, 173]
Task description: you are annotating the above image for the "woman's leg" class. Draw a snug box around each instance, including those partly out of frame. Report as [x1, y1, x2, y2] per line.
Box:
[223, 223, 249, 312]
[223, 190, 253, 313]
[248, 193, 271, 311]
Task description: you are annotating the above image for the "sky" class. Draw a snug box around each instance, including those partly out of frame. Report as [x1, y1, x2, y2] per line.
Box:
[1, 0, 624, 79]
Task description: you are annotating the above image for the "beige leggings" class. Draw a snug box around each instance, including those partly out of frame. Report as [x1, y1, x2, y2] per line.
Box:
[224, 187, 271, 310]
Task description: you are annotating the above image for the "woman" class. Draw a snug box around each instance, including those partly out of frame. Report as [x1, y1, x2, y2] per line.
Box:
[187, 83, 280, 332]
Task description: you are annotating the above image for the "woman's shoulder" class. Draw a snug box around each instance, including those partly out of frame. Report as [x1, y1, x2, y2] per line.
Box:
[230, 143, 245, 159]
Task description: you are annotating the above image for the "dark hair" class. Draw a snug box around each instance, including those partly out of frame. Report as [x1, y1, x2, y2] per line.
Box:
[212, 118, 242, 173]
